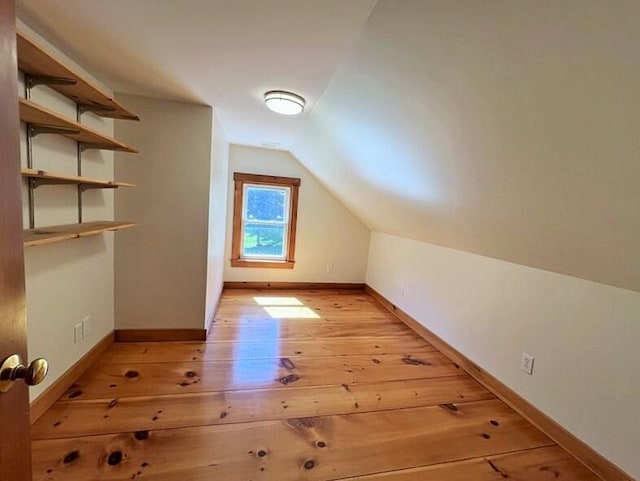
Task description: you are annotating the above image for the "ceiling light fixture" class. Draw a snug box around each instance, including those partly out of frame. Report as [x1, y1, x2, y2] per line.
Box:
[264, 90, 305, 116]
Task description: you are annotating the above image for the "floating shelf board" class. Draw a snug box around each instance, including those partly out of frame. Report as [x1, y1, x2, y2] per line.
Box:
[24, 221, 136, 247]
[19, 98, 138, 153]
[22, 168, 135, 189]
[17, 30, 139, 121]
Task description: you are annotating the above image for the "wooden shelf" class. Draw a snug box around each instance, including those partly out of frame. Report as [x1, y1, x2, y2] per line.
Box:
[17, 29, 139, 121]
[24, 221, 136, 247]
[19, 98, 138, 153]
[22, 168, 135, 189]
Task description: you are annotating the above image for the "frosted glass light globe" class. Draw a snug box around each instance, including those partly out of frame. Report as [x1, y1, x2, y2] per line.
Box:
[264, 91, 305, 115]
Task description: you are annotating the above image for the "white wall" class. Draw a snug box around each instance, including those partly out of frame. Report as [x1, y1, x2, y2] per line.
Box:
[18, 24, 117, 400]
[205, 113, 229, 328]
[114, 95, 213, 330]
[366, 231, 640, 478]
[224, 145, 370, 283]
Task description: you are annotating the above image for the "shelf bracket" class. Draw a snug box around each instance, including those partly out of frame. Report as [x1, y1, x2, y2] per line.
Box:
[28, 124, 81, 137]
[30, 178, 74, 189]
[26, 179, 118, 191]
[31, 178, 59, 189]
[26, 75, 77, 89]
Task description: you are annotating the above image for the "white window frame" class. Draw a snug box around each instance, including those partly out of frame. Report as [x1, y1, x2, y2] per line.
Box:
[240, 183, 291, 261]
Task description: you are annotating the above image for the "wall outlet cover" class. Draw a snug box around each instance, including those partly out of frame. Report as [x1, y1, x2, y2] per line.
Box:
[81, 316, 90, 339]
[74, 322, 83, 344]
[521, 353, 534, 375]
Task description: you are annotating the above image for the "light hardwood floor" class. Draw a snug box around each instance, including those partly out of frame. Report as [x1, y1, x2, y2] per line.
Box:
[32, 289, 600, 480]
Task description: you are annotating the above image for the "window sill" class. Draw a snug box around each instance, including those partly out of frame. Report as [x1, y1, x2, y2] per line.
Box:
[230, 259, 295, 269]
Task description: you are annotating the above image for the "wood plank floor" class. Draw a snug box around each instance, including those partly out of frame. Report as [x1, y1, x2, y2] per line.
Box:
[32, 289, 600, 481]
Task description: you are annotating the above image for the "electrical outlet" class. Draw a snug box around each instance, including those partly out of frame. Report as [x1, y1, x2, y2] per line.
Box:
[326, 263, 333, 273]
[81, 316, 90, 339]
[521, 353, 534, 375]
[74, 322, 83, 344]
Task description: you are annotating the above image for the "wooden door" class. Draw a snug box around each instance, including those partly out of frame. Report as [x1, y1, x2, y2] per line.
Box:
[0, 1, 33, 480]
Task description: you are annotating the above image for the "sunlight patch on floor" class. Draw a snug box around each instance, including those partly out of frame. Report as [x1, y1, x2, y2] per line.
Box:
[253, 296, 303, 306]
[252, 296, 320, 318]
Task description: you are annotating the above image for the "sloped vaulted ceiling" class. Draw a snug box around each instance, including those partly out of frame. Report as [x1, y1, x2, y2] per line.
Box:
[16, 0, 377, 148]
[292, 0, 640, 292]
[18, 0, 640, 292]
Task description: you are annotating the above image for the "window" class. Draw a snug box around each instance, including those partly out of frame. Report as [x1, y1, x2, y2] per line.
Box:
[231, 173, 300, 269]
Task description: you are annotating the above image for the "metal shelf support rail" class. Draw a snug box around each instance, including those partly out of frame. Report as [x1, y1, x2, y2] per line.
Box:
[23, 73, 89, 227]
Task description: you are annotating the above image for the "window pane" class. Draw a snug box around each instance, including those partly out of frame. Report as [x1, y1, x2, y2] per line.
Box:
[243, 223, 286, 258]
[245, 186, 288, 222]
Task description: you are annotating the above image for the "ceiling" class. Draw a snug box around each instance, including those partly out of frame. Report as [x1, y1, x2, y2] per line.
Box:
[16, 0, 376, 149]
[17, 0, 640, 292]
[292, 0, 640, 292]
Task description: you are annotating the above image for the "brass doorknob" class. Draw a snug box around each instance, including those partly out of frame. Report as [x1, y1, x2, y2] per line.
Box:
[0, 354, 49, 393]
